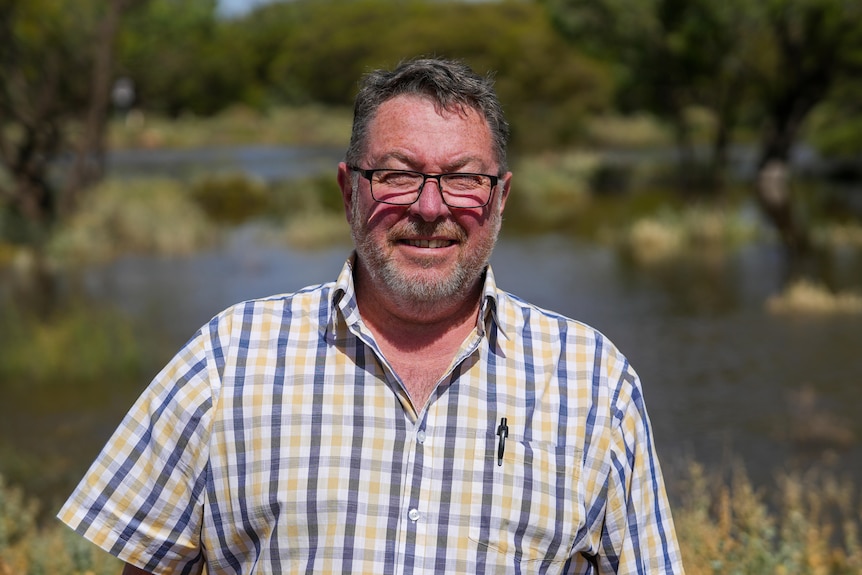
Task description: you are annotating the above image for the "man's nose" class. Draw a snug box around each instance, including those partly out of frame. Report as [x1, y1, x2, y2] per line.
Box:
[408, 178, 450, 221]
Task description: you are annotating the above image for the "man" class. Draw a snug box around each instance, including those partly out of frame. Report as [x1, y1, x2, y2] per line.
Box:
[59, 58, 684, 574]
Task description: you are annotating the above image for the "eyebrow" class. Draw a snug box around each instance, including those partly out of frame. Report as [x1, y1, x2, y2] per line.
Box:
[374, 152, 491, 173]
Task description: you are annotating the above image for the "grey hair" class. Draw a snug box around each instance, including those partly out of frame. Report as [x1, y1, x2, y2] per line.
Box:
[344, 58, 510, 173]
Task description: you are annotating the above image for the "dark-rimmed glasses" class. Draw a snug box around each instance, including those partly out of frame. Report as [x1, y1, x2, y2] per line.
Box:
[349, 167, 498, 208]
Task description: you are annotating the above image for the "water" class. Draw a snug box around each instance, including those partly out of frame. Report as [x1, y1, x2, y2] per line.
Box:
[63, 229, 862, 490]
[3, 145, 862, 510]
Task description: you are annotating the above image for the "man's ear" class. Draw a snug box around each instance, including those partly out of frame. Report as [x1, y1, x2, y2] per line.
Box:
[337, 162, 354, 222]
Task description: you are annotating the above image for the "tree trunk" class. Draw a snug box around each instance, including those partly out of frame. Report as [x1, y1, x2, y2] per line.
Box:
[61, 0, 131, 215]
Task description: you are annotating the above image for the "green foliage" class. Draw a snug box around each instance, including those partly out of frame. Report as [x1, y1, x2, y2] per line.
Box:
[0, 475, 38, 555]
[190, 172, 271, 224]
[119, 0, 251, 115]
[108, 104, 353, 149]
[504, 151, 596, 233]
[222, 0, 614, 152]
[0, 301, 143, 389]
[0, 473, 123, 574]
[544, 0, 862, 184]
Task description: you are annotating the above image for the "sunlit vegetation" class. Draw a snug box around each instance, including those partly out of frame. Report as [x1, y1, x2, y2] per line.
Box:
[619, 205, 763, 265]
[0, 303, 143, 390]
[108, 104, 353, 150]
[271, 173, 352, 249]
[0, 473, 121, 574]
[582, 113, 673, 149]
[48, 178, 216, 264]
[2, 461, 862, 573]
[812, 222, 862, 251]
[190, 172, 272, 224]
[767, 280, 862, 315]
[673, 462, 862, 574]
[504, 151, 597, 232]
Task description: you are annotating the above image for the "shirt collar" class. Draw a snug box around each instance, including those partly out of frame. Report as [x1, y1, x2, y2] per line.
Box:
[327, 253, 508, 341]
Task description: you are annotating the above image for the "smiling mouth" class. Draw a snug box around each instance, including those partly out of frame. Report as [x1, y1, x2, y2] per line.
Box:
[400, 239, 456, 248]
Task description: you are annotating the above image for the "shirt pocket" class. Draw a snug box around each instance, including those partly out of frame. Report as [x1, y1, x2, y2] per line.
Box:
[467, 435, 584, 564]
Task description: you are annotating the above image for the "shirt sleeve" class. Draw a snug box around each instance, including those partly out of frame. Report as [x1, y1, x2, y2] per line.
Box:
[598, 364, 685, 574]
[57, 318, 223, 574]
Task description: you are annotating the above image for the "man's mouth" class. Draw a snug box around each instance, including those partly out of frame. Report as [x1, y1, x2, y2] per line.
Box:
[400, 239, 456, 249]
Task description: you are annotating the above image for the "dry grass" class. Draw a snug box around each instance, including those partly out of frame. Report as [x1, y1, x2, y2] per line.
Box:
[674, 462, 862, 574]
[48, 178, 216, 264]
[622, 205, 761, 265]
[3, 460, 861, 573]
[584, 113, 673, 148]
[813, 222, 862, 251]
[108, 104, 352, 150]
[767, 280, 862, 315]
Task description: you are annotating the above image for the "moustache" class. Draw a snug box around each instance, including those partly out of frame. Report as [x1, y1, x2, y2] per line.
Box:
[388, 220, 466, 242]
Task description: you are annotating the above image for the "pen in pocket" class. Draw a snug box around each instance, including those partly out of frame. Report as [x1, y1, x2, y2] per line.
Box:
[496, 417, 508, 466]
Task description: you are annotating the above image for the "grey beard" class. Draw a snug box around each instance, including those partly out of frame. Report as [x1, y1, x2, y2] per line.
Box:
[350, 198, 501, 309]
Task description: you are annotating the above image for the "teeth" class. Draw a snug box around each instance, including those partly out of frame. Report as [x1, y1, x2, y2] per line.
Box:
[404, 239, 451, 248]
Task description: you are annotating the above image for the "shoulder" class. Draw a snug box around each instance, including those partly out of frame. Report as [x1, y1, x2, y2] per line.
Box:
[493, 288, 638, 395]
[494, 289, 618, 350]
[206, 281, 336, 334]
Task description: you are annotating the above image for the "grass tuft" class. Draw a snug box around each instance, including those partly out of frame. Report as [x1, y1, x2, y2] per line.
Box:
[767, 280, 862, 315]
[109, 104, 352, 150]
[48, 178, 216, 264]
[674, 462, 862, 574]
[621, 205, 761, 265]
[0, 302, 143, 390]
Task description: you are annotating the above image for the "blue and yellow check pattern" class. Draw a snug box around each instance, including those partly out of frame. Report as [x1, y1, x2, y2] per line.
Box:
[59, 257, 684, 574]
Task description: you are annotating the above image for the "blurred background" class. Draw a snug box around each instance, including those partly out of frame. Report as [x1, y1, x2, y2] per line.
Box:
[1, 0, 861, 572]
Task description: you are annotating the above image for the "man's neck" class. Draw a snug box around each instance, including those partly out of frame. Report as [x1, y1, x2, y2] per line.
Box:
[352, 262, 482, 349]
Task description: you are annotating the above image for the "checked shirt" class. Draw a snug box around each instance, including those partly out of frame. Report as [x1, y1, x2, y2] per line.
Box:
[58, 257, 684, 574]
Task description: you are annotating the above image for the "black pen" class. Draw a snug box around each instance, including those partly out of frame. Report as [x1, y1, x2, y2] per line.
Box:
[496, 417, 508, 466]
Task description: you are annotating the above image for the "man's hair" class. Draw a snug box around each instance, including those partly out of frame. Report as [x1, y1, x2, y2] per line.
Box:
[345, 57, 510, 173]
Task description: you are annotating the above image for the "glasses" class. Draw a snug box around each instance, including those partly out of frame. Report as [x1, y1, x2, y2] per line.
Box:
[350, 167, 498, 208]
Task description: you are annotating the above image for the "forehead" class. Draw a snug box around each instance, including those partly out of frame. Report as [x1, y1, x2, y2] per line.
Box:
[365, 95, 495, 167]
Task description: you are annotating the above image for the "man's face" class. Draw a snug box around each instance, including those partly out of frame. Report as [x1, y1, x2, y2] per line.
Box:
[339, 95, 511, 309]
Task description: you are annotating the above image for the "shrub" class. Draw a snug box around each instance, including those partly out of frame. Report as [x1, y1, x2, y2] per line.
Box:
[621, 205, 761, 265]
[673, 462, 862, 574]
[767, 280, 862, 315]
[190, 172, 271, 224]
[504, 151, 595, 233]
[0, 302, 142, 390]
[48, 178, 216, 264]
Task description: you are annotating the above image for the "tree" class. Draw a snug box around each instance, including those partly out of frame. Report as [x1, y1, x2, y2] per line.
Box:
[118, 0, 255, 115]
[254, 0, 613, 152]
[747, 0, 862, 252]
[544, 0, 862, 252]
[543, 0, 751, 187]
[0, 0, 142, 243]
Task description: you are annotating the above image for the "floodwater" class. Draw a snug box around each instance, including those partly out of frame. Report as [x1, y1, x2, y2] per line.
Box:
[2, 146, 861, 511]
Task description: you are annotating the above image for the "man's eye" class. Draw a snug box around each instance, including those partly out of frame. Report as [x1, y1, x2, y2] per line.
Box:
[377, 171, 419, 186]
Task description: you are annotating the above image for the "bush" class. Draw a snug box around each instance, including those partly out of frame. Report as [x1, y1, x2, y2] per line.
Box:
[620, 205, 761, 265]
[0, 473, 122, 574]
[767, 280, 862, 315]
[190, 172, 271, 224]
[674, 462, 862, 574]
[48, 178, 216, 264]
[0, 302, 143, 390]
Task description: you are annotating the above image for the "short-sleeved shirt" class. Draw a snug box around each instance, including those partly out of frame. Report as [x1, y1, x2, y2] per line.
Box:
[58, 257, 684, 574]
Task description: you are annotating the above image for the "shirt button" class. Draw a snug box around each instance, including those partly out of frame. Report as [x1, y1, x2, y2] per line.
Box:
[408, 508, 421, 521]
[417, 431, 426, 444]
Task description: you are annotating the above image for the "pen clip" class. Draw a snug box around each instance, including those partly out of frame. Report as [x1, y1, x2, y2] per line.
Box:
[496, 417, 508, 466]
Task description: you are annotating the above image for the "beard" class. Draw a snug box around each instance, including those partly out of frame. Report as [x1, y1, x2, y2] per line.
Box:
[351, 197, 502, 309]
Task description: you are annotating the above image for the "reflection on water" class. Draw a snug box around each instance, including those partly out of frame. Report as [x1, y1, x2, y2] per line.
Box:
[3, 228, 862, 508]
